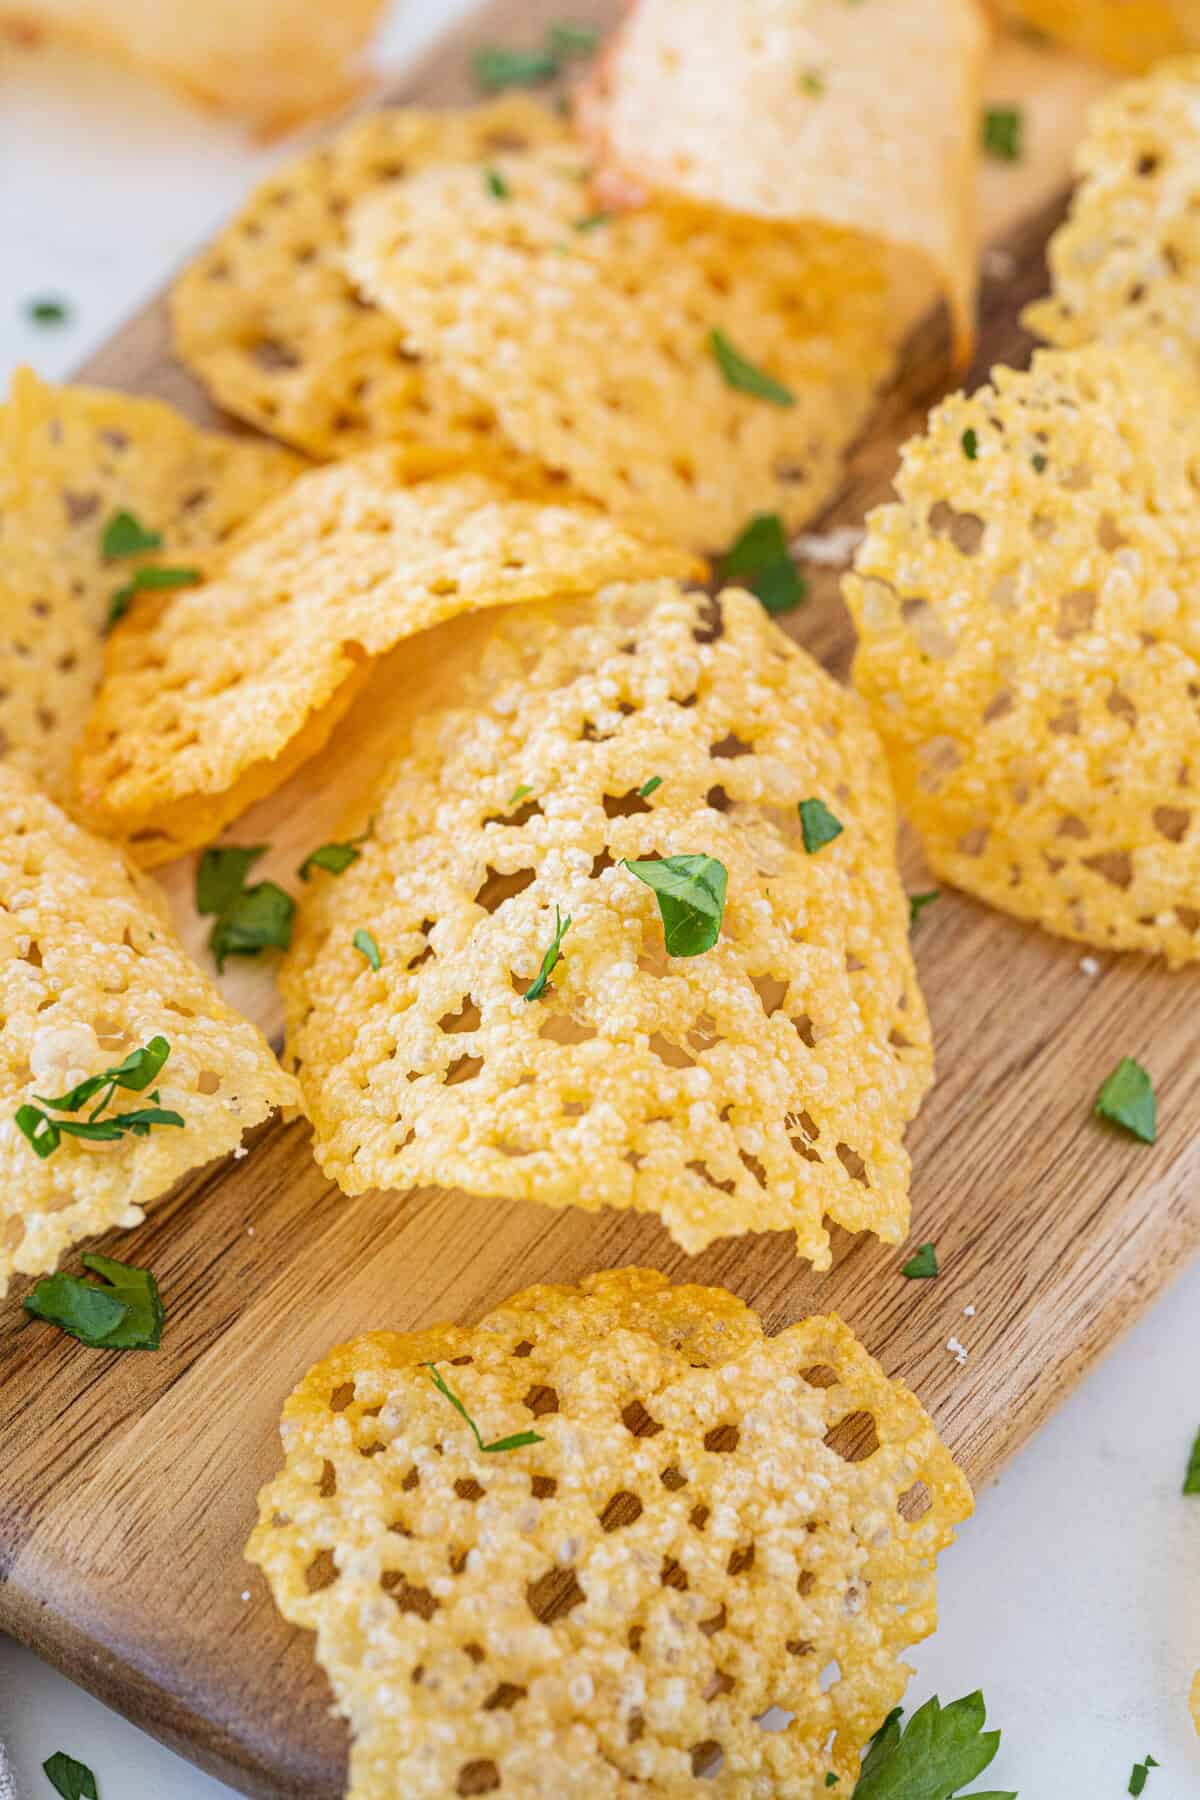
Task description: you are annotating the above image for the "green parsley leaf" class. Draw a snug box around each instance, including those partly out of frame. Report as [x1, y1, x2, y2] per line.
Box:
[851, 1691, 1013, 1800]
[825, 1778, 839, 1789]
[101, 509, 163, 559]
[473, 43, 559, 90]
[353, 927, 382, 970]
[425, 1362, 545, 1453]
[802, 69, 825, 94]
[28, 297, 70, 326]
[798, 797, 843, 854]
[573, 210, 613, 232]
[961, 427, 979, 461]
[708, 329, 795, 406]
[35, 1033, 171, 1115]
[982, 105, 1023, 162]
[507, 784, 533, 807]
[902, 1242, 939, 1280]
[1183, 1426, 1200, 1495]
[15, 1099, 184, 1157]
[638, 776, 664, 798]
[196, 844, 267, 915]
[42, 1751, 98, 1800]
[106, 562, 200, 629]
[1031, 452, 1048, 473]
[24, 1252, 163, 1351]
[1094, 1056, 1156, 1144]
[484, 165, 510, 199]
[719, 512, 807, 615]
[909, 889, 940, 929]
[1129, 1756, 1159, 1796]
[209, 881, 294, 971]
[523, 906, 571, 1001]
[548, 21, 599, 56]
[624, 854, 728, 957]
[299, 827, 369, 881]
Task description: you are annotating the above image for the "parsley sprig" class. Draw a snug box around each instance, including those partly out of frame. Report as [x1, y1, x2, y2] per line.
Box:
[25, 1252, 163, 1351]
[523, 906, 571, 1001]
[625, 854, 727, 956]
[425, 1362, 544, 1453]
[299, 824, 371, 881]
[196, 844, 294, 971]
[852, 1691, 1014, 1798]
[15, 1035, 183, 1158]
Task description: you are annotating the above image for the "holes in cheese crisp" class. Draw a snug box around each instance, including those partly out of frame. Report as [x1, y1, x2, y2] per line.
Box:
[525, 1565, 586, 1624]
[791, 1014, 816, 1048]
[483, 1682, 527, 1712]
[691, 1739, 724, 1778]
[485, 795, 542, 828]
[823, 1411, 880, 1463]
[474, 866, 535, 912]
[329, 1381, 356, 1412]
[726, 1543, 754, 1577]
[455, 1478, 485, 1502]
[317, 1460, 337, 1498]
[801, 1363, 839, 1389]
[195, 1068, 221, 1095]
[522, 1384, 559, 1418]
[1056, 813, 1090, 840]
[660, 1555, 689, 1590]
[739, 1150, 767, 1187]
[688, 1159, 735, 1194]
[836, 1143, 869, 1186]
[900, 598, 956, 659]
[252, 337, 301, 372]
[599, 1490, 644, 1532]
[603, 788, 652, 818]
[1106, 686, 1138, 725]
[1154, 805, 1190, 842]
[703, 1423, 740, 1454]
[957, 826, 989, 857]
[710, 732, 753, 760]
[699, 1603, 727, 1638]
[304, 1549, 338, 1592]
[692, 594, 724, 643]
[382, 1572, 439, 1619]
[752, 973, 788, 1016]
[439, 997, 480, 1034]
[660, 1466, 687, 1491]
[531, 1474, 557, 1499]
[1055, 587, 1097, 638]
[1096, 511, 1128, 551]
[898, 1480, 932, 1522]
[706, 784, 732, 813]
[916, 735, 962, 793]
[649, 1033, 695, 1069]
[445, 1054, 483, 1085]
[537, 1013, 597, 1046]
[1083, 850, 1133, 889]
[456, 1759, 501, 1795]
[621, 1399, 663, 1438]
[927, 501, 984, 556]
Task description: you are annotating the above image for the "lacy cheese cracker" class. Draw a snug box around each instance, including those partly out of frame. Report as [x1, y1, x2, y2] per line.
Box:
[1026, 59, 1200, 366]
[2, 0, 386, 133]
[845, 343, 1200, 964]
[248, 1267, 972, 1799]
[577, 0, 985, 357]
[997, 0, 1200, 72]
[171, 98, 567, 459]
[346, 146, 897, 553]
[73, 455, 701, 866]
[0, 366, 299, 800]
[0, 765, 297, 1294]
[282, 581, 931, 1265]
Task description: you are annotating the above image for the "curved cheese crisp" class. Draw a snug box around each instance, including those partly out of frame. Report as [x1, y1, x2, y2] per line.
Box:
[249, 1267, 972, 1799]
[282, 581, 931, 1266]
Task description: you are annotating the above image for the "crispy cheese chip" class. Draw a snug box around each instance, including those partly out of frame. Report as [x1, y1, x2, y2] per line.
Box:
[1026, 58, 1200, 363]
[0, 765, 297, 1294]
[845, 343, 1200, 964]
[248, 1266, 973, 1798]
[577, 0, 985, 358]
[1, 0, 386, 132]
[281, 581, 931, 1265]
[73, 455, 701, 866]
[346, 146, 898, 553]
[0, 366, 299, 800]
[170, 98, 568, 459]
[996, 0, 1200, 72]
[1191, 1667, 1200, 1736]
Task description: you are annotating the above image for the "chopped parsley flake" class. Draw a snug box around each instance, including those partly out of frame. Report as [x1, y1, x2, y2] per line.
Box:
[42, 1752, 98, 1800]
[573, 210, 613, 232]
[473, 22, 596, 92]
[353, 927, 382, 970]
[209, 881, 295, 972]
[1183, 1427, 1200, 1495]
[196, 844, 266, 916]
[902, 1242, 939, 1280]
[425, 1362, 544, 1453]
[802, 69, 825, 95]
[908, 889, 940, 929]
[25, 1252, 163, 1351]
[28, 297, 69, 326]
[507, 784, 533, 807]
[624, 855, 727, 957]
[638, 775, 663, 798]
[299, 826, 370, 881]
[484, 165, 510, 199]
[523, 905, 571, 1001]
[982, 105, 1023, 162]
[1031, 452, 1048, 473]
[107, 562, 200, 630]
[824, 1778, 839, 1790]
[708, 329, 795, 406]
[719, 512, 807, 614]
[798, 797, 843, 854]
[961, 427, 979, 460]
[101, 509, 163, 559]
[1094, 1056, 1156, 1144]
[1129, 1756, 1160, 1796]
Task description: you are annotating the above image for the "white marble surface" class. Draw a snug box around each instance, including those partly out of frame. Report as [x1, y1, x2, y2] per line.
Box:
[2, 7, 1200, 1796]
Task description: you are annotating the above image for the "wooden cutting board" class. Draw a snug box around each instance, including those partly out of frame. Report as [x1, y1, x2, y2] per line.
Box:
[2, 5, 1197, 1796]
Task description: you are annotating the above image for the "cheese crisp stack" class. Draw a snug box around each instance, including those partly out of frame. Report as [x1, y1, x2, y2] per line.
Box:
[73, 454, 699, 865]
[845, 343, 1200, 964]
[282, 581, 932, 1266]
[248, 1268, 972, 1798]
[0, 766, 297, 1294]
[0, 367, 299, 800]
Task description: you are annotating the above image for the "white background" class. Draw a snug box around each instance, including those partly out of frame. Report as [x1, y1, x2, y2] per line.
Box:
[1, 5, 1199, 1795]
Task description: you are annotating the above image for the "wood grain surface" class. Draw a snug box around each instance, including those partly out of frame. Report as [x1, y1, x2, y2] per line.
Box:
[3, 6, 1196, 1798]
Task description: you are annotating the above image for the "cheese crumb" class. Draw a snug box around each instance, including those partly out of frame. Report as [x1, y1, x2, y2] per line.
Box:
[1079, 955, 1100, 977]
[792, 524, 865, 566]
[946, 1335, 969, 1366]
[963, 1303, 976, 1318]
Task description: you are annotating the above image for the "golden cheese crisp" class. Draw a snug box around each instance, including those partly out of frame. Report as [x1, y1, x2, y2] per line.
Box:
[1, 0, 386, 133]
[73, 454, 701, 866]
[0, 365, 299, 801]
[1026, 58, 1200, 364]
[996, 0, 1200, 72]
[576, 0, 985, 358]
[845, 343, 1200, 965]
[170, 98, 568, 459]
[346, 146, 898, 553]
[1191, 1667, 1200, 1736]
[248, 1266, 972, 1799]
[0, 765, 297, 1294]
[281, 581, 931, 1266]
